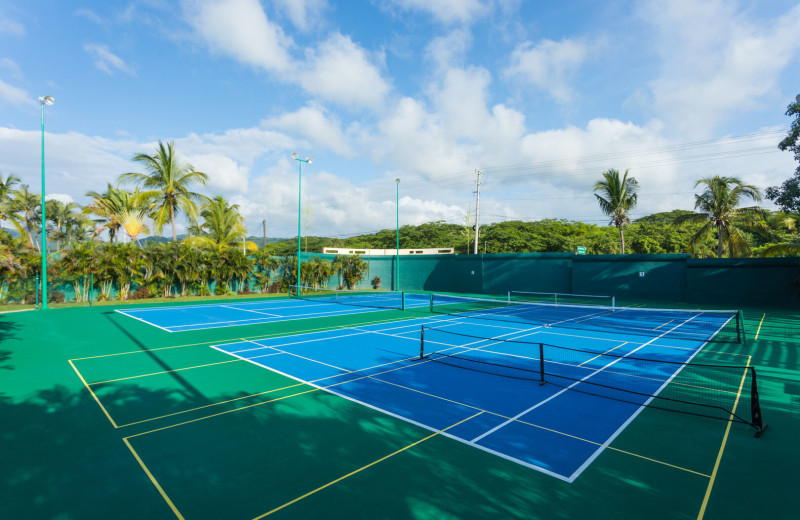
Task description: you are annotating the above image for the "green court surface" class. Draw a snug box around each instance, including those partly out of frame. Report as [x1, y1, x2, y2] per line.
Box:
[1, 297, 798, 519]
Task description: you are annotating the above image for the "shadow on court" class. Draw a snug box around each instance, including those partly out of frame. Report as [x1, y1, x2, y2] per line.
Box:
[101, 311, 211, 405]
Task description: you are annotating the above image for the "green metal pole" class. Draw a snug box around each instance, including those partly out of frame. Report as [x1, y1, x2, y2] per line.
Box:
[293, 155, 312, 294]
[40, 99, 49, 309]
[395, 178, 400, 291]
[296, 159, 302, 292]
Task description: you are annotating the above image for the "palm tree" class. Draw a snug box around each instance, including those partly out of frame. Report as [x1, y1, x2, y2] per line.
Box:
[85, 184, 146, 244]
[0, 172, 20, 230]
[46, 200, 90, 250]
[185, 196, 257, 253]
[677, 176, 766, 258]
[118, 140, 209, 241]
[594, 169, 638, 254]
[11, 185, 42, 250]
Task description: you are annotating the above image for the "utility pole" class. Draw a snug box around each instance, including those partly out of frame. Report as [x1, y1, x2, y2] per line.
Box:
[473, 169, 481, 254]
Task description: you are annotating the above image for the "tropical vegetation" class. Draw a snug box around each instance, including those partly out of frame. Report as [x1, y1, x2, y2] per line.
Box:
[0, 137, 798, 307]
[593, 168, 638, 254]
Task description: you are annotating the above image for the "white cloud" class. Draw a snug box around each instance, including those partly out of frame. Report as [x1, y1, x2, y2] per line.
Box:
[638, 0, 800, 138]
[504, 38, 589, 104]
[184, 0, 292, 72]
[385, 0, 488, 25]
[46, 193, 75, 204]
[83, 44, 136, 76]
[299, 33, 390, 109]
[274, 0, 328, 32]
[184, 3, 389, 109]
[0, 58, 22, 79]
[425, 29, 472, 70]
[0, 78, 29, 107]
[0, 15, 24, 36]
[75, 8, 106, 25]
[190, 154, 249, 193]
[263, 105, 355, 156]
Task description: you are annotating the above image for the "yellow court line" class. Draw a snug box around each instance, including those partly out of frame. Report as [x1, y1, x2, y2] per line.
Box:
[697, 355, 752, 520]
[754, 313, 766, 341]
[122, 354, 434, 438]
[123, 438, 185, 520]
[69, 338, 225, 361]
[69, 360, 119, 428]
[370, 376, 710, 478]
[117, 381, 307, 428]
[87, 359, 242, 385]
[578, 342, 628, 367]
[252, 411, 484, 519]
[70, 315, 418, 361]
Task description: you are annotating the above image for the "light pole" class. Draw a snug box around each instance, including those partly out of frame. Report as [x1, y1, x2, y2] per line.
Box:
[39, 95, 54, 310]
[395, 178, 400, 291]
[292, 153, 312, 292]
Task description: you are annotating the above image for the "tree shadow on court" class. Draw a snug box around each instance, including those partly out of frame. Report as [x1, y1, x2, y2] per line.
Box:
[4, 365, 797, 520]
[101, 311, 211, 406]
[0, 317, 21, 373]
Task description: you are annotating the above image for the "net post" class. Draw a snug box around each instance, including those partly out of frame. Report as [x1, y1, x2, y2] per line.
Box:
[539, 343, 545, 385]
[507, 291, 510, 303]
[429, 293, 434, 312]
[554, 294, 558, 307]
[612, 296, 615, 311]
[89, 273, 94, 306]
[749, 367, 767, 437]
[35, 274, 39, 309]
[401, 291, 405, 310]
[419, 326, 425, 360]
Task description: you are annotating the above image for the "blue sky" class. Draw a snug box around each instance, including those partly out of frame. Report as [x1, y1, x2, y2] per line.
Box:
[1, 0, 799, 240]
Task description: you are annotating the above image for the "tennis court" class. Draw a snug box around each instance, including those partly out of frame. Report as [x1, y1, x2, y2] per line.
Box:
[2, 289, 796, 520]
[201, 295, 762, 483]
[116, 290, 431, 332]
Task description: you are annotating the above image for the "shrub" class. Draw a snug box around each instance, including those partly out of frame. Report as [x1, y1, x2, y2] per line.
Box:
[267, 281, 282, 293]
[371, 276, 381, 289]
[129, 286, 151, 300]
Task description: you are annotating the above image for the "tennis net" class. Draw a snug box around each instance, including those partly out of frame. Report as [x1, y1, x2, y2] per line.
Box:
[419, 326, 766, 436]
[509, 290, 615, 309]
[430, 293, 744, 344]
[290, 285, 404, 310]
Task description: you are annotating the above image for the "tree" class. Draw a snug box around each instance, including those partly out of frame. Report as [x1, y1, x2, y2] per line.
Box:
[85, 185, 151, 244]
[765, 96, 800, 212]
[119, 140, 209, 241]
[677, 176, 766, 258]
[184, 196, 257, 254]
[593, 168, 638, 254]
[46, 200, 91, 250]
[11, 185, 42, 250]
[0, 172, 20, 230]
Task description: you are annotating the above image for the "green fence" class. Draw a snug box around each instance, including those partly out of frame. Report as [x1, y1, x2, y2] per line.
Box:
[391, 253, 800, 309]
[5, 253, 796, 310]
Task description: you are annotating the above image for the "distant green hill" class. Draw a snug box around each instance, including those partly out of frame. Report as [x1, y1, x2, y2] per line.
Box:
[635, 210, 695, 224]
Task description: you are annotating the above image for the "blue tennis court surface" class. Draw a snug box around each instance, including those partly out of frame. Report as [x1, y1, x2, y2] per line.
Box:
[211, 313, 722, 482]
[116, 293, 431, 332]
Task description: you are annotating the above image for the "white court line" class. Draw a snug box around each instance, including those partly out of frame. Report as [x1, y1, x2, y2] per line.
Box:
[238, 339, 349, 371]
[214, 339, 573, 482]
[567, 315, 731, 481]
[468, 314, 706, 483]
[114, 310, 173, 332]
[227, 315, 474, 356]
[219, 305, 281, 317]
[165, 304, 392, 332]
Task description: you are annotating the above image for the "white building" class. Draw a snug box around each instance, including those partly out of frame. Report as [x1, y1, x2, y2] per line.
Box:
[321, 247, 454, 256]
